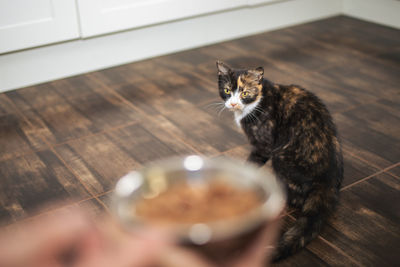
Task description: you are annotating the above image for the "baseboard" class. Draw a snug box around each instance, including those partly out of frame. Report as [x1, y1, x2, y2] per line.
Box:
[0, 0, 343, 92]
[343, 0, 400, 29]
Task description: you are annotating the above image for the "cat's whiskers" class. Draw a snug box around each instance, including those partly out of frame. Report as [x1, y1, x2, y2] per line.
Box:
[248, 112, 261, 124]
[204, 102, 225, 112]
[254, 106, 266, 113]
[247, 106, 266, 125]
[217, 106, 226, 117]
[204, 102, 224, 108]
[204, 101, 228, 118]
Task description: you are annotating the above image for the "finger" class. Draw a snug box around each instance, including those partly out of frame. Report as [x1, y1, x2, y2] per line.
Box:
[32, 208, 93, 255]
[74, 238, 164, 267]
[74, 222, 172, 267]
[104, 228, 171, 267]
[0, 207, 92, 267]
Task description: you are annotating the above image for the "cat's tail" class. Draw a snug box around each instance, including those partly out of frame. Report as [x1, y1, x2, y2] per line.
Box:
[272, 187, 339, 262]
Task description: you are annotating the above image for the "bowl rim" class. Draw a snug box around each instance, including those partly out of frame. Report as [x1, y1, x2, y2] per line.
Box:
[111, 155, 286, 244]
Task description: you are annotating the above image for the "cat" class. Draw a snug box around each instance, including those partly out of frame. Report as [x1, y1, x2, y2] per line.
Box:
[216, 61, 343, 261]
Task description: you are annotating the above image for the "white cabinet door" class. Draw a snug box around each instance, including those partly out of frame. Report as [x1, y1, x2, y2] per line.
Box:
[77, 0, 248, 38]
[0, 0, 79, 54]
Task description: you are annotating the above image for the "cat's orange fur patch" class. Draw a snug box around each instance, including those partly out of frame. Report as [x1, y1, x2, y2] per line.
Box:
[238, 75, 262, 100]
[237, 76, 245, 90]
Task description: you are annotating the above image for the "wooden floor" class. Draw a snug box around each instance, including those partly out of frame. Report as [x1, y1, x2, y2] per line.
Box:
[1, 16, 399, 266]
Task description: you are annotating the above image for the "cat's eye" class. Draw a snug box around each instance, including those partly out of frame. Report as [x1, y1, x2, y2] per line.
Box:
[241, 91, 249, 97]
[224, 88, 231, 94]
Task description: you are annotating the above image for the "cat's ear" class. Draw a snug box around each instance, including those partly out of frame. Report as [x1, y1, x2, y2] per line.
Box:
[216, 61, 231, 75]
[248, 67, 264, 81]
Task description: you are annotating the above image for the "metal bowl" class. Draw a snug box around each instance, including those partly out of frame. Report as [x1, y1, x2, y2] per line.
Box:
[112, 155, 286, 248]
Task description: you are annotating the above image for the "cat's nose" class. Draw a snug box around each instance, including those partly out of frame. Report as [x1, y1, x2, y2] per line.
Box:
[231, 103, 237, 107]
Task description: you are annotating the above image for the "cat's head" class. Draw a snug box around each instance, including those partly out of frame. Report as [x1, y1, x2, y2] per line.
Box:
[216, 61, 264, 112]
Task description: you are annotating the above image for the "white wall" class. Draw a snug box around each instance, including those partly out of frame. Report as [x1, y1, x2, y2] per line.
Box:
[0, 0, 399, 92]
[343, 0, 400, 29]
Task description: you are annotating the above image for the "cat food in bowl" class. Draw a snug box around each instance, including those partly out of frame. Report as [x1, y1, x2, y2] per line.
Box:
[112, 155, 286, 261]
[135, 180, 262, 225]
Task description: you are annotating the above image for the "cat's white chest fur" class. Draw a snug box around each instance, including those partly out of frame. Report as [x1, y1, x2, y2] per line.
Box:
[234, 111, 243, 127]
[233, 98, 262, 127]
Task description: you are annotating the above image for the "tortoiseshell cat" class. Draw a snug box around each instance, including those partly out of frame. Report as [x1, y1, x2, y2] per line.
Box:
[216, 61, 343, 261]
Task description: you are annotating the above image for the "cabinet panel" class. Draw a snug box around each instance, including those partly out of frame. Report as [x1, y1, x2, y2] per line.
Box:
[0, 0, 79, 54]
[77, 0, 247, 37]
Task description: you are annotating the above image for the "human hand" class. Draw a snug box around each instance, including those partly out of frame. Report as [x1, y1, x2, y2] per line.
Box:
[0, 208, 168, 267]
[0, 208, 281, 267]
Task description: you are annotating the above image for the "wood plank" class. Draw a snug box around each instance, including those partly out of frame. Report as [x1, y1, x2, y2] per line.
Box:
[334, 111, 400, 168]
[0, 94, 17, 116]
[341, 140, 395, 171]
[112, 78, 196, 116]
[50, 74, 124, 101]
[54, 133, 140, 195]
[198, 42, 248, 63]
[98, 192, 113, 212]
[0, 112, 47, 161]
[320, 172, 400, 266]
[124, 59, 218, 106]
[138, 114, 197, 156]
[320, 62, 399, 101]
[306, 237, 362, 267]
[341, 149, 381, 187]
[285, 16, 400, 58]
[343, 100, 400, 142]
[164, 106, 247, 156]
[217, 144, 251, 161]
[104, 123, 191, 164]
[55, 122, 195, 195]
[0, 150, 90, 226]
[6, 85, 140, 145]
[377, 46, 400, 66]
[387, 166, 400, 178]
[5, 83, 63, 111]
